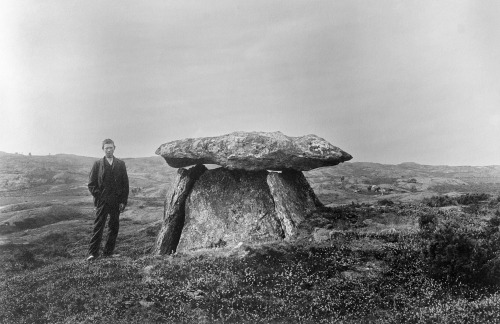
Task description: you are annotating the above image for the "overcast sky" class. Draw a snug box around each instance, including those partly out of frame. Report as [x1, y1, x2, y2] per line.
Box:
[1, 0, 499, 165]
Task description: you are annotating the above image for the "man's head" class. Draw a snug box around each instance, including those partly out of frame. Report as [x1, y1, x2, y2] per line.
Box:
[102, 139, 115, 158]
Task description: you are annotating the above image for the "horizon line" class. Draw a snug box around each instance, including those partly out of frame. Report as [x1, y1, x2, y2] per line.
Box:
[0, 151, 498, 168]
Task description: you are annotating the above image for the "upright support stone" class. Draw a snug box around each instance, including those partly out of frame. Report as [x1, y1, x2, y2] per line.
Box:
[153, 164, 207, 255]
[176, 168, 285, 252]
[267, 169, 324, 237]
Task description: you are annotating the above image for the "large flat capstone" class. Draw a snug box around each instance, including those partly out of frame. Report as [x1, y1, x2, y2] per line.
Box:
[155, 131, 352, 171]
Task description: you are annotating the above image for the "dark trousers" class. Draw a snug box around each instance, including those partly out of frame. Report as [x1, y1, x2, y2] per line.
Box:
[89, 202, 120, 256]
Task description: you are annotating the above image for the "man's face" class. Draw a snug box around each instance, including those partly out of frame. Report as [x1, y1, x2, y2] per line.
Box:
[103, 144, 115, 158]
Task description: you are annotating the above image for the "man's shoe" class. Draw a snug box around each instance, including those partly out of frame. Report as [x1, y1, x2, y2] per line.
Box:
[86, 255, 96, 261]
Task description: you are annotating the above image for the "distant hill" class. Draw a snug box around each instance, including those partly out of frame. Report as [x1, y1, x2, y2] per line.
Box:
[0, 153, 177, 199]
[306, 161, 500, 185]
[1, 152, 499, 206]
[304, 162, 500, 205]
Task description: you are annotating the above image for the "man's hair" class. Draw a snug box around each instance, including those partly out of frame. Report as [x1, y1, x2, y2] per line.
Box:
[102, 139, 115, 149]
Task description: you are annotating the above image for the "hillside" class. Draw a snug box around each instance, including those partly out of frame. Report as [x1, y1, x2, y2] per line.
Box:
[1, 153, 499, 323]
[305, 162, 500, 206]
[2, 152, 499, 207]
[0, 153, 177, 206]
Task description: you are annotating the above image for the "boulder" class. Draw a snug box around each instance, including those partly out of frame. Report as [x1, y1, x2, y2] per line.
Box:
[153, 164, 207, 255]
[156, 131, 352, 171]
[176, 168, 285, 252]
[313, 228, 334, 243]
[267, 169, 323, 236]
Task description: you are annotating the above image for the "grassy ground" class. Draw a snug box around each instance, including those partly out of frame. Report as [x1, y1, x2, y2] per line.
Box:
[1, 196, 499, 323]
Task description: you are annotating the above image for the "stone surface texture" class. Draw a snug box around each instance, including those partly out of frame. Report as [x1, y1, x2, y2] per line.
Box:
[176, 168, 285, 252]
[153, 164, 207, 255]
[267, 169, 323, 236]
[156, 131, 352, 171]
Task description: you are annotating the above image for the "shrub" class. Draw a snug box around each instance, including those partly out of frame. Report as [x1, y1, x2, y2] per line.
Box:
[421, 216, 500, 286]
[419, 213, 437, 234]
[377, 199, 394, 206]
[422, 223, 481, 284]
[423, 193, 490, 208]
[490, 211, 500, 227]
[463, 203, 481, 215]
[456, 193, 490, 205]
[423, 195, 456, 207]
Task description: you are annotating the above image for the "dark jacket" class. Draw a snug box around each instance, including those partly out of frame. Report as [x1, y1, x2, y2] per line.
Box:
[88, 157, 129, 207]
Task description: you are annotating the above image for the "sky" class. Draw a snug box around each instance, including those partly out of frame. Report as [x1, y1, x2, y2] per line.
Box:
[1, 0, 499, 165]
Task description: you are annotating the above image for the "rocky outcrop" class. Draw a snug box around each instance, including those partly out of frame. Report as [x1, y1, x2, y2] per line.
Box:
[153, 164, 207, 255]
[156, 131, 352, 171]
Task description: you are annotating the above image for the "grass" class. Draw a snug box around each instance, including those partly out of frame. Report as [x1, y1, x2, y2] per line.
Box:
[1, 199, 499, 323]
[0, 204, 89, 235]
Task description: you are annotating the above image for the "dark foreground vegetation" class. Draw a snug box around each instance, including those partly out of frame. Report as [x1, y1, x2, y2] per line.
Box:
[422, 193, 493, 208]
[1, 195, 500, 323]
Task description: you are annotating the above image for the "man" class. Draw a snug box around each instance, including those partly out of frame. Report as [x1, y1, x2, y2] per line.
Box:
[87, 139, 129, 261]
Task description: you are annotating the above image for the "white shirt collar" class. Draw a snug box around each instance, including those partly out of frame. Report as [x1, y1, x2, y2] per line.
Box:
[106, 157, 114, 165]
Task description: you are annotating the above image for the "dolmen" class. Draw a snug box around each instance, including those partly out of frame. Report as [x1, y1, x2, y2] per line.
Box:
[153, 131, 352, 255]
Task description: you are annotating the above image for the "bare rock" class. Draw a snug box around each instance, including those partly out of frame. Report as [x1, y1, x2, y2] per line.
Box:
[312, 228, 333, 243]
[267, 169, 323, 236]
[156, 131, 352, 171]
[176, 168, 285, 252]
[153, 164, 207, 255]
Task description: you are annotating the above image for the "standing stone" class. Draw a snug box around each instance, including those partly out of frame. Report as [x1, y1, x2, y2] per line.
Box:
[176, 168, 285, 252]
[153, 164, 207, 255]
[267, 169, 323, 237]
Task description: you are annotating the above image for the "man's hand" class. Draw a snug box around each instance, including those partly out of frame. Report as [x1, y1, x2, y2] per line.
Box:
[119, 203, 126, 213]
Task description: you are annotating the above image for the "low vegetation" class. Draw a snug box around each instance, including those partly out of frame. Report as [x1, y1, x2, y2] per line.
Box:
[423, 193, 491, 208]
[1, 194, 500, 323]
[421, 211, 500, 286]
